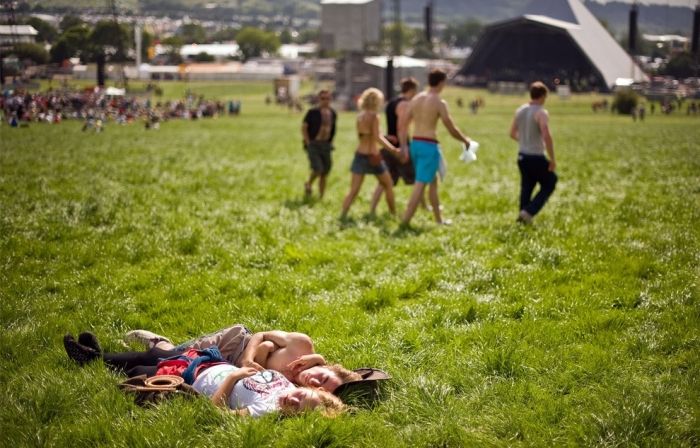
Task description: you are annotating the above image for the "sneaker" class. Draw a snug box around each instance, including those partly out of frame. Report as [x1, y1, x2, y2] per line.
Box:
[64, 334, 100, 365]
[517, 210, 533, 224]
[124, 329, 172, 349]
[78, 331, 102, 354]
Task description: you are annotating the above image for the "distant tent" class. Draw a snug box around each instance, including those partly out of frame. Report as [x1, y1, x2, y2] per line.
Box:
[457, 0, 648, 92]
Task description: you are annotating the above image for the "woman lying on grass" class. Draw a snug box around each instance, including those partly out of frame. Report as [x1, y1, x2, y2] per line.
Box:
[64, 332, 345, 418]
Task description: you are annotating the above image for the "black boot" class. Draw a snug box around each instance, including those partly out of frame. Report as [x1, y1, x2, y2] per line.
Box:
[64, 334, 100, 366]
[78, 331, 102, 354]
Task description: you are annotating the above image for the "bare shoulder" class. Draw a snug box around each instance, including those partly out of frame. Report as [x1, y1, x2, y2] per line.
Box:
[411, 92, 428, 104]
[536, 108, 550, 122]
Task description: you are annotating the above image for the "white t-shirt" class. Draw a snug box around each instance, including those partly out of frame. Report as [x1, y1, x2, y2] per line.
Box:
[192, 365, 296, 417]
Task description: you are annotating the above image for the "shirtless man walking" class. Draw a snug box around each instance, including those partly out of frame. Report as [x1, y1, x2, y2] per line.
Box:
[399, 69, 472, 225]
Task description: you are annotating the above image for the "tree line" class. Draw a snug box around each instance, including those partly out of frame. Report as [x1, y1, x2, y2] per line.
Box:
[5, 14, 694, 78]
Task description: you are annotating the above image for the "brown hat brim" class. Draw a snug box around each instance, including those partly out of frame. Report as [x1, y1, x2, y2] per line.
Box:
[333, 368, 390, 396]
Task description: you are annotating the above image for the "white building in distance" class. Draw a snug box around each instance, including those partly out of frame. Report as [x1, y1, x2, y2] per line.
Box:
[0, 25, 38, 45]
[320, 0, 381, 52]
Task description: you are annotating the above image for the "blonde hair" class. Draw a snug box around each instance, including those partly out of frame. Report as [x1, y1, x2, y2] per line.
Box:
[358, 87, 384, 112]
[279, 388, 347, 418]
[313, 389, 347, 418]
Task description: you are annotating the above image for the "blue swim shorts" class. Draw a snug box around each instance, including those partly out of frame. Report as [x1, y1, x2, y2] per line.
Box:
[410, 138, 441, 183]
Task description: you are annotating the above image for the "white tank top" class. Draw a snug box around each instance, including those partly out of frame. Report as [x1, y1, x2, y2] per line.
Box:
[515, 103, 546, 156]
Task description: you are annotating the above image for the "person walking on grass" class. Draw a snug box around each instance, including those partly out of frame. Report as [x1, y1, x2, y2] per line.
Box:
[509, 81, 557, 224]
[369, 77, 424, 215]
[302, 89, 337, 199]
[399, 69, 472, 226]
[63, 333, 345, 418]
[341, 87, 401, 220]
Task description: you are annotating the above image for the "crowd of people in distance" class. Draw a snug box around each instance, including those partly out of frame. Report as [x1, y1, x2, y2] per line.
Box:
[592, 97, 700, 118]
[1, 87, 241, 130]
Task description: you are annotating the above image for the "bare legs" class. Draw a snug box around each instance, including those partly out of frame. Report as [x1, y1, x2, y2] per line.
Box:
[402, 182, 426, 225]
[402, 179, 445, 225]
[427, 180, 443, 223]
[343, 173, 396, 219]
[341, 174, 365, 219]
[305, 172, 328, 199]
[370, 184, 383, 214]
[371, 183, 426, 215]
[319, 174, 327, 199]
[377, 172, 396, 215]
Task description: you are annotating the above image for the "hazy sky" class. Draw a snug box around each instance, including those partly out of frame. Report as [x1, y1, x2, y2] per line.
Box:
[590, 0, 696, 6]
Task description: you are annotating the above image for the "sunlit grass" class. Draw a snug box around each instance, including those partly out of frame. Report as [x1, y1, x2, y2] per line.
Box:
[1, 83, 699, 446]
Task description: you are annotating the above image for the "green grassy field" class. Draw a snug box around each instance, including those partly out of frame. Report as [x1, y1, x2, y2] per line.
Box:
[1, 81, 699, 446]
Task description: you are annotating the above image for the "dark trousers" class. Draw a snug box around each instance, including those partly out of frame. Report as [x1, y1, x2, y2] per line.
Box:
[103, 347, 185, 378]
[517, 154, 557, 216]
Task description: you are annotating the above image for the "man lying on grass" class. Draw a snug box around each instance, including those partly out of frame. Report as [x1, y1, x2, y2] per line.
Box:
[64, 332, 345, 418]
[95, 324, 360, 393]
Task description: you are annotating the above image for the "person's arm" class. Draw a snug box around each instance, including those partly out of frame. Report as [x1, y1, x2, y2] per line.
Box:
[287, 353, 326, 376]
[239, 331, 314, 369]
[301, 121, 310, 148]
[509, 117, 519, 141]
[239, 332, 268, 370]
[374, 115, 399, 153]
[439, 100, 470, 147]
[398, 100, 413, 150]
[211, 367, 258, 409]
[537, 110, 555, 171]
[395, 101, 410, 162]
[252, 340, 277, 367]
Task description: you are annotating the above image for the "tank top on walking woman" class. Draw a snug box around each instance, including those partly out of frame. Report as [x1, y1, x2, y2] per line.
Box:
[514, 103, 548, 156]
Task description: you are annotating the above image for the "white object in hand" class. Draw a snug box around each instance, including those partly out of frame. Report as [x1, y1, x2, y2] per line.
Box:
[460, 140, 479, 163]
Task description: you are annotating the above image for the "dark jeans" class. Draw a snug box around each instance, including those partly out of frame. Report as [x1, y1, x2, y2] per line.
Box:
[103, 347, 185, 378]
[517, 154, 557, 216]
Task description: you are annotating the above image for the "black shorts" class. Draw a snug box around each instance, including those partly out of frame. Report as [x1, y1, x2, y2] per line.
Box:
[381, 148, 416, 185]
[306, 141, 333, 175]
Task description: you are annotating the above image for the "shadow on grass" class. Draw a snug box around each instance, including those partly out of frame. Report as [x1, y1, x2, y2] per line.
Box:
[282, 195, 317, 210]
[338, 213, 413, 236]
[339, 215, 358, 230]
[391, 222, 425, 238]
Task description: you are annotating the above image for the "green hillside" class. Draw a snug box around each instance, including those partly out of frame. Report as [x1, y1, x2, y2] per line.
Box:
[22, 0, 694, 37]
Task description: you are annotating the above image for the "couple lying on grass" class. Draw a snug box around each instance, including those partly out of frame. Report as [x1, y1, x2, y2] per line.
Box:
[64, 324, 364, 418]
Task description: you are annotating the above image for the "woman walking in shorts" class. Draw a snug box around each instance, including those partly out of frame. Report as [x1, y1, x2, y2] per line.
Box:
[341, 88, 401, 219]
